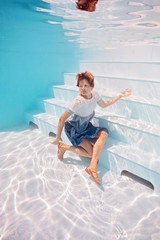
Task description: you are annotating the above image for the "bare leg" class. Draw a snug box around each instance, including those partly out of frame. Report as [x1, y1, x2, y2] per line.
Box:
[57, 139, 93, 160]
[85, 131, 108, 185]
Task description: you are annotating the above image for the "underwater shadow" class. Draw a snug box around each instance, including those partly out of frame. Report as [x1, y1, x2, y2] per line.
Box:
[62, 155, 109, 191]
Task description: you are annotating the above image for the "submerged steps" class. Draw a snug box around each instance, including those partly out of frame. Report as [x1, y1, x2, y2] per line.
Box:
[64, 72, 160, 100]
[52, 84, 160, 126]
[41, 96, 160, 156]
[26, 110, 160, 175]
[25, 60, 160, 191]
[26, 109, 160, 192]
[80, 61, 160, 81]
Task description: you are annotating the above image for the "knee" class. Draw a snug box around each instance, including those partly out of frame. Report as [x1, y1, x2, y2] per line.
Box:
[100, 131, 108, 140]
[88, 151, 93, 158]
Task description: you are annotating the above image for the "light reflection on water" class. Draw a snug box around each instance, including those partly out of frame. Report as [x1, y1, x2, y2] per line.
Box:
[0, 128, 160, 240]
[37, 0, 160, 49]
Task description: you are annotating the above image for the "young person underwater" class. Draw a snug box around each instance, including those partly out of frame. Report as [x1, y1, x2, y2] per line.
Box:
[51, 71, 131, 185]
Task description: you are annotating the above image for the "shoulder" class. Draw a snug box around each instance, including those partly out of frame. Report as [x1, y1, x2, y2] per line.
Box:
[71, 95, 84, 105]
[92, 89, 98, 96]
[92, 89, 102, 102]
[67, 95, 84, 113]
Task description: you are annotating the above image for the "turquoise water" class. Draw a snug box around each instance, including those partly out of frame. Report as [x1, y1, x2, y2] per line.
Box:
[0, 0, 80, 130]
[49, 0, 160, 60]
[1, 0, 160, 131]
[0, 0, 160, 239]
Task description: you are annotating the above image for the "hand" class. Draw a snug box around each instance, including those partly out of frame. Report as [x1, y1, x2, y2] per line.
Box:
[120, 89, 131, 98]
[50, 137, 60, 145]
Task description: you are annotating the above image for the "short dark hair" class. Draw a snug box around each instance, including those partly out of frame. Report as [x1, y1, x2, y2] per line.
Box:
[76, 71, 94, 87]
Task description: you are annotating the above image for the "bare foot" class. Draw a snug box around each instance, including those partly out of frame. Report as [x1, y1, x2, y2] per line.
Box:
[85, 167, 101, 185]
[57, 142, 66, 161]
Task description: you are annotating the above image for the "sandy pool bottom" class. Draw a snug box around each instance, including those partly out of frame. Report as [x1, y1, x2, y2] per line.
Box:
[0, 127, 160, 240]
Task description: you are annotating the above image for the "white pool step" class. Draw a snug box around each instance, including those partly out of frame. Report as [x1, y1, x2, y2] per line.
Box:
[53, 84, 160, 106]
[38, 97, 160, 156]
[25, 110, 160, 192]
[25, 60, 160, 192]
[80, 61, 160, 81]
[64, 73, 160, 100]
[52, 85, 160, 126]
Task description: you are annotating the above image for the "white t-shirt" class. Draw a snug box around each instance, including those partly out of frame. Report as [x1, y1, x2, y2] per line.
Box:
[67, 89, 102, 117]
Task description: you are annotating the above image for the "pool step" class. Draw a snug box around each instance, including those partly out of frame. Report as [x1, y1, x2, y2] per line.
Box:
[37, 97, 160, 156]
[52, 84, 160, 126]
[25, 110, 160, 192]
[64, 73, 160, 100]
[25, 60, 160, 192]
[80, 61, 160, 81]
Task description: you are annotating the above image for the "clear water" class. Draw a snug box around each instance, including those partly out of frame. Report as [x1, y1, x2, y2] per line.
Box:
[0, 128, 160, 240]
[45, 0, 160, 50]
[1, 0, 160, 239]
[0, 0, 80, 130]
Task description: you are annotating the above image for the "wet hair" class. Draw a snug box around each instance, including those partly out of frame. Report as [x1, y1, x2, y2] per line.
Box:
[76, 71, 94, 87]
[76, 0, 98, 12]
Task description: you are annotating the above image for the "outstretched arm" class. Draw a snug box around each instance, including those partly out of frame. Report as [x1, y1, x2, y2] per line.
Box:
[98, 89, 131, 108]
[51, 110, 70, 145]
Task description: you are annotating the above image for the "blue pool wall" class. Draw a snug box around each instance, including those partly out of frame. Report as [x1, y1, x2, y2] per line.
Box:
[1, 0, 160, 131]
[0, 0, 80, 130]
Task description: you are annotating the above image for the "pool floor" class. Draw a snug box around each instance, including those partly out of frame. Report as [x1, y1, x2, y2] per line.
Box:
[0, 128, 160, 240]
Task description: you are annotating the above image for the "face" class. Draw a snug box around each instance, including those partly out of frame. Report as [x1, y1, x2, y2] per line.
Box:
[78, 79, 93, 99]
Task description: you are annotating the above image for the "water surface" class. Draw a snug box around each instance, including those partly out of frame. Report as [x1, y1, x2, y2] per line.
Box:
[40, 0, 160, 49]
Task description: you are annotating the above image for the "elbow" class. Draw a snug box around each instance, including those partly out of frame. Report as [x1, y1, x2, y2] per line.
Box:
[100, 103, 107, 108]
[99, 100, 108, 108]
[59, 116, 65, 124]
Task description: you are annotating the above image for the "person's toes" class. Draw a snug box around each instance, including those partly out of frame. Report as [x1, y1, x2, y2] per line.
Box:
[85, 167, 101, 185]
[90, 170, 101, 185]
[85, 167, 91, 175]
[57, 142, 65, 161]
